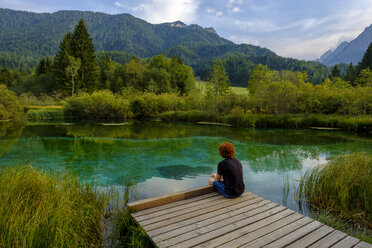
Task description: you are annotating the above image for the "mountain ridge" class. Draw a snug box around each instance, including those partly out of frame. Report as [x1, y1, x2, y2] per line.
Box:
[318, 24, 372, 65]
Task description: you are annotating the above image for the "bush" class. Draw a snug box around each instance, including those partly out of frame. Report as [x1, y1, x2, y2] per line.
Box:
[0, 84, 22, 120]
[64, 90, 133, 119]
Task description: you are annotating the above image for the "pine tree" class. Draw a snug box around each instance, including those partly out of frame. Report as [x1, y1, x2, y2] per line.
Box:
[71, 19, 99, 92]
[358, 42, 372, 71]
[53, 32, 73, 92]
[343, 63, 357, 84]
[331, 65, 340, 78]
[36, 57, 52, 75]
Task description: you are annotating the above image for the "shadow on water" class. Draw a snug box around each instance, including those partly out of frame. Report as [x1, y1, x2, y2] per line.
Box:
[156, 164, 213, 180]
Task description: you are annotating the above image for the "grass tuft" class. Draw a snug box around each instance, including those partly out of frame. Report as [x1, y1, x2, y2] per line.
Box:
[297, 152, 372, 228]
[0, 166, 107, 247]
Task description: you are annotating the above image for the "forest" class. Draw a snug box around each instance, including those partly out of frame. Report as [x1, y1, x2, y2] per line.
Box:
[0, 18, 371, 130]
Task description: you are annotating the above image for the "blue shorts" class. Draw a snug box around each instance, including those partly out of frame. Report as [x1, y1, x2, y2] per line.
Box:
[212, 181, 234, 198]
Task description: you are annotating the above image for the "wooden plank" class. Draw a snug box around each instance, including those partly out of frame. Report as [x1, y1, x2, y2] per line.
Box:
[195, 210, 300, 248]
[147, 196, 266, 237]
[138, 191, 252, 227]
[127, 185, 215, 212]
[241, 217, 314, 248]
[264, 220, 324, 248]
[285, 225, 335, 248]
[158, 205, 287, 248]
[134, 193, 224, 222]
[142, 194, 260, 232]
[354, 241, 372, 248]
[132, 192, 219, 217]
[331, 236, 361, 248]
[151, 199, 275, 243]
[307, 230, 347, 248]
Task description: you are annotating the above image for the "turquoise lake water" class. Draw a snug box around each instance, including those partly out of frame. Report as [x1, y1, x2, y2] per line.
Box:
[1, 121, 371, 213]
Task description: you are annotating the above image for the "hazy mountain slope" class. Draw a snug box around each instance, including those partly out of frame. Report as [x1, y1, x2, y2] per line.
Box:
[319, 24, 372, 65]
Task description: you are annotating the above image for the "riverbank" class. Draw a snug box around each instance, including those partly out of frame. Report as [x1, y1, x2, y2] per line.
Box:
[24, 105, 372, 132]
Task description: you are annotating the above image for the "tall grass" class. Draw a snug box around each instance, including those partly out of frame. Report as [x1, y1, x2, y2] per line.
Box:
[110, 181, 154, 248]
[0, 166, 108, 247]
[296, 152, 372, 228]
[26, 106, 65, 120]
[160, 111, 372, 131]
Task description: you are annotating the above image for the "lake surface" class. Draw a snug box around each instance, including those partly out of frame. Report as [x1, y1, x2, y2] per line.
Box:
[1, 120, 371, 213]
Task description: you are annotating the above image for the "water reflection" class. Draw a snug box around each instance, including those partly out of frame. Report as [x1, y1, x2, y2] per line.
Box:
[0, 120, 371, 212]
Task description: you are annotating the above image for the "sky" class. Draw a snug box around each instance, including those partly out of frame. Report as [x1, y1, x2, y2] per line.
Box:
[1, 0, 372, 60]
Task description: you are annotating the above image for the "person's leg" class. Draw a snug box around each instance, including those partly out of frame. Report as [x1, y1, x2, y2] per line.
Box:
[212, 181, 232, 198]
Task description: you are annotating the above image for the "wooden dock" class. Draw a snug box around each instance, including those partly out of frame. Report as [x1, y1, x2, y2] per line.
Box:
[127, 186, 372, 248]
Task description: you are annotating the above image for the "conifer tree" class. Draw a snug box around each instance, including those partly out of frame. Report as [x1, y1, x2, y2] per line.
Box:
[36, 57, 52, 75]
[71, 19, 99, 92]
[331, 65, 340, 78]
[53, 32, 73, 92]
[358, 42, 372, 71]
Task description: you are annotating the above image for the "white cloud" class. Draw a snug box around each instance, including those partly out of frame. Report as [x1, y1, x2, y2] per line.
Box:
[216, 11, 223, 16]
[131, 0, 199, 23]
[232, 7, 240, 12]
[114, 1, 122, 7]
[206, 8, 215, 13]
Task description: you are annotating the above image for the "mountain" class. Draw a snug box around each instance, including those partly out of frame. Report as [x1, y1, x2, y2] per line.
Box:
[318, 24, 372, 66]
[0, 8, 330, 85]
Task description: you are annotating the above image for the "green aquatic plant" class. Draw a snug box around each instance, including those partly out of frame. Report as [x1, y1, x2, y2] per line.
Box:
[297, 152, 372, 228]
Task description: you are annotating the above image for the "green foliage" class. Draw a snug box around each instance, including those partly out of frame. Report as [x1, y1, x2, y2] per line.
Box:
[207, 62, 231, 96]
[0, 84, 22, 120]
[358, 42, 372, 72]
[36, 57, 52, 75]
[26, 107, 65, 120]
[71, 19, 100, 92]
[0, 166, 107, 247]
[53, 32, 74, 93]
[0, 66, 14, 87]
[355, 68, 372, 87]
[112, 208, 154, 248]
[297, 152, 372, 229]
[64, 90, 133, 119]
[0, 9, 331, 87]
[331, 64, 340, 78]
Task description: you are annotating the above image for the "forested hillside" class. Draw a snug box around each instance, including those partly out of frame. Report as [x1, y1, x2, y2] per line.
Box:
[0, 8, 330, 84]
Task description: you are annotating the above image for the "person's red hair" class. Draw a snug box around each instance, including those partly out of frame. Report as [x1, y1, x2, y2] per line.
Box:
[219, 142, 235, 158]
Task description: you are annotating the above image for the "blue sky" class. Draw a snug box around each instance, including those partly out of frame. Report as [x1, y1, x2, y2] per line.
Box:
[1, 0, 372, 60]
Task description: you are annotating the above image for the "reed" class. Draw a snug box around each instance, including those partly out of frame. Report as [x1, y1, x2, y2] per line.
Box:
[296, 152, 372, 228]
[0, 166, 107, 247]
[26, 107, 65, 120]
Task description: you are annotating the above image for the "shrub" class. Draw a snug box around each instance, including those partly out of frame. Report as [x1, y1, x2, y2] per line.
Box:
[0, 84, 22, 120]
[64, 90, 133, 119]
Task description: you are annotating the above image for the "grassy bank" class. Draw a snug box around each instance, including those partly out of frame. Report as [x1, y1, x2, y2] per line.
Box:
[25, 106, 65, 120]
[0, 166, 107, 247]
[160, 111, 372, 132]
[0, 166, 152, 248]
[297, 152, 372, 230]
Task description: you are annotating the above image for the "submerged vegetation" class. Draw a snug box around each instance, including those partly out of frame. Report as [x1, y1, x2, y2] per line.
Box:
[297, 153, 372, 229]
